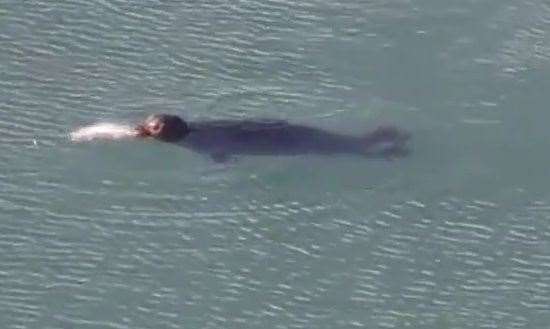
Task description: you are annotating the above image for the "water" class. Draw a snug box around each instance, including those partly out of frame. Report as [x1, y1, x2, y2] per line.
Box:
[2, 0, 550, 328]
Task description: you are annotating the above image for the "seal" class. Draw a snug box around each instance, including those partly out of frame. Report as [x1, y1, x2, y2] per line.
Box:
[136, 113, 409, 162]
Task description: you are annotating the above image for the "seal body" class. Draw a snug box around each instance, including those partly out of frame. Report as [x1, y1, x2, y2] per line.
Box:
[184, 120, 362, 156]
[137, 114, 409, 161]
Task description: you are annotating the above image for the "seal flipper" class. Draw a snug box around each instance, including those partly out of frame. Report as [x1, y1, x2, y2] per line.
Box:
[211, 152, 231, 163]
[362, 126, 410, 158]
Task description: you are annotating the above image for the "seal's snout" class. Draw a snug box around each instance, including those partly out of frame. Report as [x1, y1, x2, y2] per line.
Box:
[137, 114, 189, 142]
[135, 123, 150, 137]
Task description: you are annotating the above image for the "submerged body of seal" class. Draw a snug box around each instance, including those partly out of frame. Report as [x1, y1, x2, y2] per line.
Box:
[136, 114, 409, 162]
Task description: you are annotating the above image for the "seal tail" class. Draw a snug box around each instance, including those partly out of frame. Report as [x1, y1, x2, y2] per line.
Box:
[361, 126, 410, 158]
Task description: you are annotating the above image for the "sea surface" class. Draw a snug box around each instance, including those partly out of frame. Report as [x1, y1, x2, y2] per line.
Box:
[2, 0, 550, 328]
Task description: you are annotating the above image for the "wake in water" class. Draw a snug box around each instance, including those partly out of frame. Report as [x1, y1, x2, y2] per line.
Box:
[70, 123, 139, 142]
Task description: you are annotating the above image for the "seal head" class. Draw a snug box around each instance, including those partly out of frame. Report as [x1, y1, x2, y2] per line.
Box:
[137, 114, 189, 142]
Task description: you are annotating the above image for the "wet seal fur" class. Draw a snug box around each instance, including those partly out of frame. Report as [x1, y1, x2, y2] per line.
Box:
[136, 113, 410, 162]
